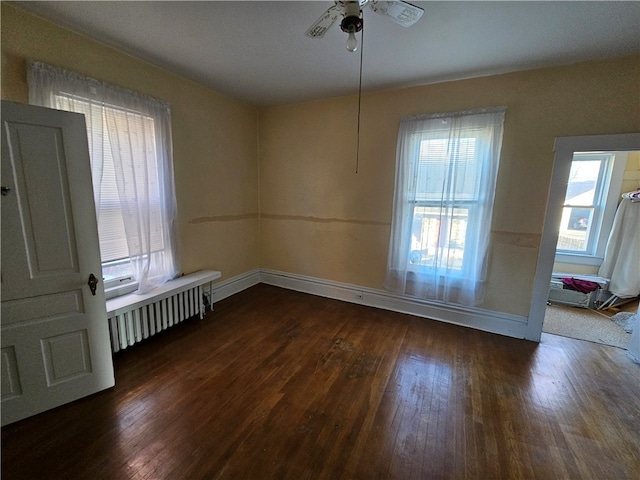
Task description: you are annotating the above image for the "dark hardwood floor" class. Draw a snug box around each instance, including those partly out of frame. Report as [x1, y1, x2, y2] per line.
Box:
[3, 284, 639, 479]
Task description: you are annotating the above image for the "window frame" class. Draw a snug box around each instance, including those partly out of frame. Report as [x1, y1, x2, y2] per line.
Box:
[555, 151, 627, 266]
[406, 132, 487, 277]
[28, 61, 179, 299]
[55, 93, 169, 295]
[385, 107, 505, 306]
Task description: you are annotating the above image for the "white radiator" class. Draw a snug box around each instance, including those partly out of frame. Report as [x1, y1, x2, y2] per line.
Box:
[106, 270, 221, 353]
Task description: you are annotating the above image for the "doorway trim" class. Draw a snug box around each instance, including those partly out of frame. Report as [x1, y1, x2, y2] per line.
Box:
[526, 133, 640, 341]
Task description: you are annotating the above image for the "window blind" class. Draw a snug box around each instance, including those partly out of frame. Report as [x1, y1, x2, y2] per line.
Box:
[56, 94, 165, 264]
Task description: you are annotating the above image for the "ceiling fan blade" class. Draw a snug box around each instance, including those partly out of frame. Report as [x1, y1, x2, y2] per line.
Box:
[305, 3, 342, 38]
[370, 1, 424, 27]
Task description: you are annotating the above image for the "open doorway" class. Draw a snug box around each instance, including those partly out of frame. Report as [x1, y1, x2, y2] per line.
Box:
[542, 149, 639, 347]
[526, 134, 640, 343]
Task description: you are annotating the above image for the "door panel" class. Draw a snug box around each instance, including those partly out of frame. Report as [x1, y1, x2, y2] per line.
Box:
[2, 116, 81, 300]
[1, 101, 115, 426]
[12, 124, 77, 273]
[1, 347, 22, 401]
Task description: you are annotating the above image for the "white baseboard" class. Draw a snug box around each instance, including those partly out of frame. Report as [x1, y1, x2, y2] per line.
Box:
[260, 269, 528, 339]
[209, 269, 261, 304]
[206, 268, 529, 339]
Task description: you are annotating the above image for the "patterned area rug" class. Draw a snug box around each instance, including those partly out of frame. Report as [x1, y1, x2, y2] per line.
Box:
[543, 304, 631, 349]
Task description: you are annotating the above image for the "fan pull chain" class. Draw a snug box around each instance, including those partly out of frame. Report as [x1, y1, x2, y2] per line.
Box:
[355, 23, 364, 174]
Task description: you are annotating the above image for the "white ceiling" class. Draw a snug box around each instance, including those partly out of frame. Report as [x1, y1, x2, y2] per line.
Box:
[12, 1, 640, 107]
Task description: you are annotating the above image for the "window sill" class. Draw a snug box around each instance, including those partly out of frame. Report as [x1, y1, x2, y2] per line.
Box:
[554, 252, 604, 267]
[104, 282, 138, 300]
[105, 270, 221, 318]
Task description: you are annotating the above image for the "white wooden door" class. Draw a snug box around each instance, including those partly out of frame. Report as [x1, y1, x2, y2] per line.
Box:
[1, 101, 114, 426]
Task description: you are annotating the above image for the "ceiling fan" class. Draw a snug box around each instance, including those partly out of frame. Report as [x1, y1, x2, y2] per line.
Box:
[305, 0, 424, 52]
[306, 1, 424, 173]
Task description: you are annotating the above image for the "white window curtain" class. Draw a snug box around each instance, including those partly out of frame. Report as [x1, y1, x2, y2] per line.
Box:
[384, 107, 506, 306]
[28, 61, 179, 294]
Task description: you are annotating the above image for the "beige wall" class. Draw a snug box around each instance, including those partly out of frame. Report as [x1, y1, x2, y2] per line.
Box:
[3, 4, 639, 320]
[621, 151, 640, 195]
[1, 4, 260, 281]
[259, 56, 640, 316]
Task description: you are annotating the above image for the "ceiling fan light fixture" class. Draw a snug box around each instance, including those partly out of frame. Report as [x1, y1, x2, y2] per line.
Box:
[340, 15, 363, 52]
[305, 0, 424, 43]
[345, 27, 359, 52]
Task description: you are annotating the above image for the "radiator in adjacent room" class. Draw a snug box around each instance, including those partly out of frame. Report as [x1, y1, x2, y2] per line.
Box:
[106, 270, 221, 353]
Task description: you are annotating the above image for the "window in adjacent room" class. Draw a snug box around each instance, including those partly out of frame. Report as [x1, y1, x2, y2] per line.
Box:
[555, 151, 626, 266]
[28, 62, 179, 297]
[384, 107, 506, 306]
